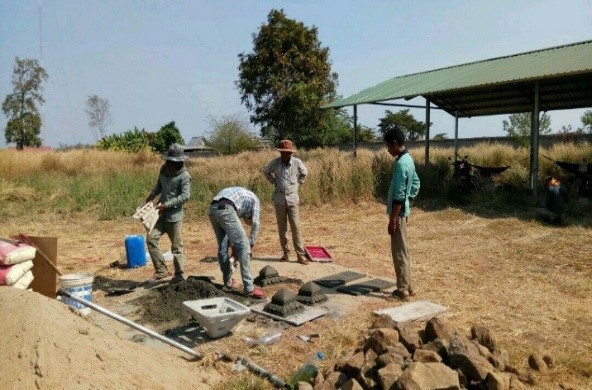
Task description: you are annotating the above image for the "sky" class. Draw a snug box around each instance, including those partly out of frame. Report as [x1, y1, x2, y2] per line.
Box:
[1, 0, 592, 148]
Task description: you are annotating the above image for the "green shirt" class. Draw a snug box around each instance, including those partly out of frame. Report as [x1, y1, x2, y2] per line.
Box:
[387, 150, 420, 218]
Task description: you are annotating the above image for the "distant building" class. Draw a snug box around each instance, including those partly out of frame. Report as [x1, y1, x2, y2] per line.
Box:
[182, 136, 215, 157]
[257, 137, 274, 150]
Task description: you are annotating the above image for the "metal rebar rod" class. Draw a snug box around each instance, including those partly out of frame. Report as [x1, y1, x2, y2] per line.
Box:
[57, 289, 202, 360]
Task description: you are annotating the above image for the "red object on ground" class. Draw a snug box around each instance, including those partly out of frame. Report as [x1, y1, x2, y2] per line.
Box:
[249, 287, 266, 299]
[304, 246, 333, 262]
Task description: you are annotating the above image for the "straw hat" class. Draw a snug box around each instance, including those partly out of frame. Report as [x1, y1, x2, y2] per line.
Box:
[277, 139, 296, 153]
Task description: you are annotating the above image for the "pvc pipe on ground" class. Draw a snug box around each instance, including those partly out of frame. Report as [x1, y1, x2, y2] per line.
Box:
[237, 355, 287, 388]
[216, 351, 286, 388]
[57, 289, 202, 360]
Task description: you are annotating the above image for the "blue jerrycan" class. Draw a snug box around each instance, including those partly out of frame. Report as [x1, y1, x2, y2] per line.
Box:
[125, 235, 147, 268]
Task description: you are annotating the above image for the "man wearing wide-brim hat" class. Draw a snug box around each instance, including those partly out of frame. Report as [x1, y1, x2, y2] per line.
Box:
[145, 143, 191, 283]
[263, 139, 311, 264]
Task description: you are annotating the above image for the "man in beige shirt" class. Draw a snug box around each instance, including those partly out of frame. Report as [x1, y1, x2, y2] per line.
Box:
[263, 139, 311, 265]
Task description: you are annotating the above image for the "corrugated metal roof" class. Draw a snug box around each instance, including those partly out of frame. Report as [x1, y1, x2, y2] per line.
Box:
[323, 40, 592, 117]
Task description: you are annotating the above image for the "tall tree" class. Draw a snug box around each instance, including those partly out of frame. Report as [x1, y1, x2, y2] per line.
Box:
[502, 112, 551, 147]
[377, 109, 427, 141]
[85, 95, 113, 141]
[151, 121, 185, 153]
[206, 114, 259, 155]
[236, 9, 338, 148]
[2, 57, 48, 150]
[581, 110, 592, 134]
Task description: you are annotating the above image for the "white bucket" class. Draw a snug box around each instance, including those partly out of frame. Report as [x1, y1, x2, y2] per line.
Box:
[59, 273, 94, 316]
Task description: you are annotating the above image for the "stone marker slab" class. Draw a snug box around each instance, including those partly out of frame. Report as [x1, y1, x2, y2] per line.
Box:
[337, 279, 396, 296]
[313, 271, 366, 288]
[250, 301, 328, 326]
[374, 300, 450, 324]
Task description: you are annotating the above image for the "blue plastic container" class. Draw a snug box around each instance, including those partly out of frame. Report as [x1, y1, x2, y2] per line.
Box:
[125, 235, 147, 268]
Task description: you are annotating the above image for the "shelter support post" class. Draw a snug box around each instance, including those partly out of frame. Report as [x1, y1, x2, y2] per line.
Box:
[454, 111, 459, 163]
[425, 98, 431, 166]
[530, 81, 540, 199]
[353, 104, 358, 158]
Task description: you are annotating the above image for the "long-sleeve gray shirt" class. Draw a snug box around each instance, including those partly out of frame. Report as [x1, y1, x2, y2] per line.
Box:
[149, 165, 191, 222]
[263, 156, 308, 206]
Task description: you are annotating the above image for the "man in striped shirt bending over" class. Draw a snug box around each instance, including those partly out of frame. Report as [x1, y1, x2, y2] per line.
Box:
[209, 187, 265, 299]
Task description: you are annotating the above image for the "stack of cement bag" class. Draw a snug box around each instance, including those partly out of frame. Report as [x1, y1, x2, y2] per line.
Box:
[0, 239, 36, 290]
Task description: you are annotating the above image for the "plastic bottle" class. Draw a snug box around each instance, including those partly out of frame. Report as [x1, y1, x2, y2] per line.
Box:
[242, 329, 282, 345]
[288, 351, 324, 389]
[163, 251, 174, 262]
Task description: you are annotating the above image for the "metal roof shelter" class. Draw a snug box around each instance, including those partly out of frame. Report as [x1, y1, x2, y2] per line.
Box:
[322, 39, 592, 197]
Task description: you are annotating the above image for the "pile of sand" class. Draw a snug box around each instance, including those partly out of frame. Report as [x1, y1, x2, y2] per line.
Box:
[0, 288, 221, 389]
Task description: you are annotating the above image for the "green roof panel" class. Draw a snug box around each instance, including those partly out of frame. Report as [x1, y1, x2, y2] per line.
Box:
[323, 40, 592, 117]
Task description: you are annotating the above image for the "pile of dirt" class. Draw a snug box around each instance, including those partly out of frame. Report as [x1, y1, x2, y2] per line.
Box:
[136, 278, 225, 324]
[0, 288, 221, 389]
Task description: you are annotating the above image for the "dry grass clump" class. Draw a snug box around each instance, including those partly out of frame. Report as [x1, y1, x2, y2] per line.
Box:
[0, 148, 161, 179]
[0, 183, 40, 220]
[0, 183, 38, 202]
[303, 148, 375, 205]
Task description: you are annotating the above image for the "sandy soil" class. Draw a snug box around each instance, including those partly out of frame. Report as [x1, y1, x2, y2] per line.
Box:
[1, 201, 591, 389]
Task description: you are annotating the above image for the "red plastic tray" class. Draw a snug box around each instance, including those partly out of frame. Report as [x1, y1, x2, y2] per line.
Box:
[305, 246, 333, 262]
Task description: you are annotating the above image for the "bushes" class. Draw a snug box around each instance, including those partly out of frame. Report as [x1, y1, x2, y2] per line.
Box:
[97, 127, 150, 152]
[96, 122, 184, 153]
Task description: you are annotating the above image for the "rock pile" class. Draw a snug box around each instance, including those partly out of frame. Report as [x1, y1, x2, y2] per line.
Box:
[307, 315, 545, 390]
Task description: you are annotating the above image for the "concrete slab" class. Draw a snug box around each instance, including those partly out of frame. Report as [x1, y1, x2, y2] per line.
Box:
[314, 271, 366, 288]
[337, 278, 396, 296]
[374, 300, 450, 324]
[250, 301, 328, 326]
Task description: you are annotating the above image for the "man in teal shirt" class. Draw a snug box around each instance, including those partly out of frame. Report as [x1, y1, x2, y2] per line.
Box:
[384, 126, 420, 299]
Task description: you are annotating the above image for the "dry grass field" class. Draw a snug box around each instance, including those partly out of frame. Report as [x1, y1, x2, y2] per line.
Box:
[1, 199, 591, 389]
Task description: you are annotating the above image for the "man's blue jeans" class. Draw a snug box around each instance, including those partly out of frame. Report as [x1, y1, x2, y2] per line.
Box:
[208, 204, 254, 293]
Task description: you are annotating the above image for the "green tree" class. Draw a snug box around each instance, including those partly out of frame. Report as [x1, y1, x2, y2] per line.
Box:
[581, 110, 592, 134]
[432, 133, 448, 140]
[236, 9, 338, 148]
[502, 112, 551, 147]
[324, 108, 375, 146]
[85, 95, 112, 141]
[151, 121, 184, 153]
[206, 114, 259, 155]
[2, 57, 48, 150]
[377, 109, 427, 141]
